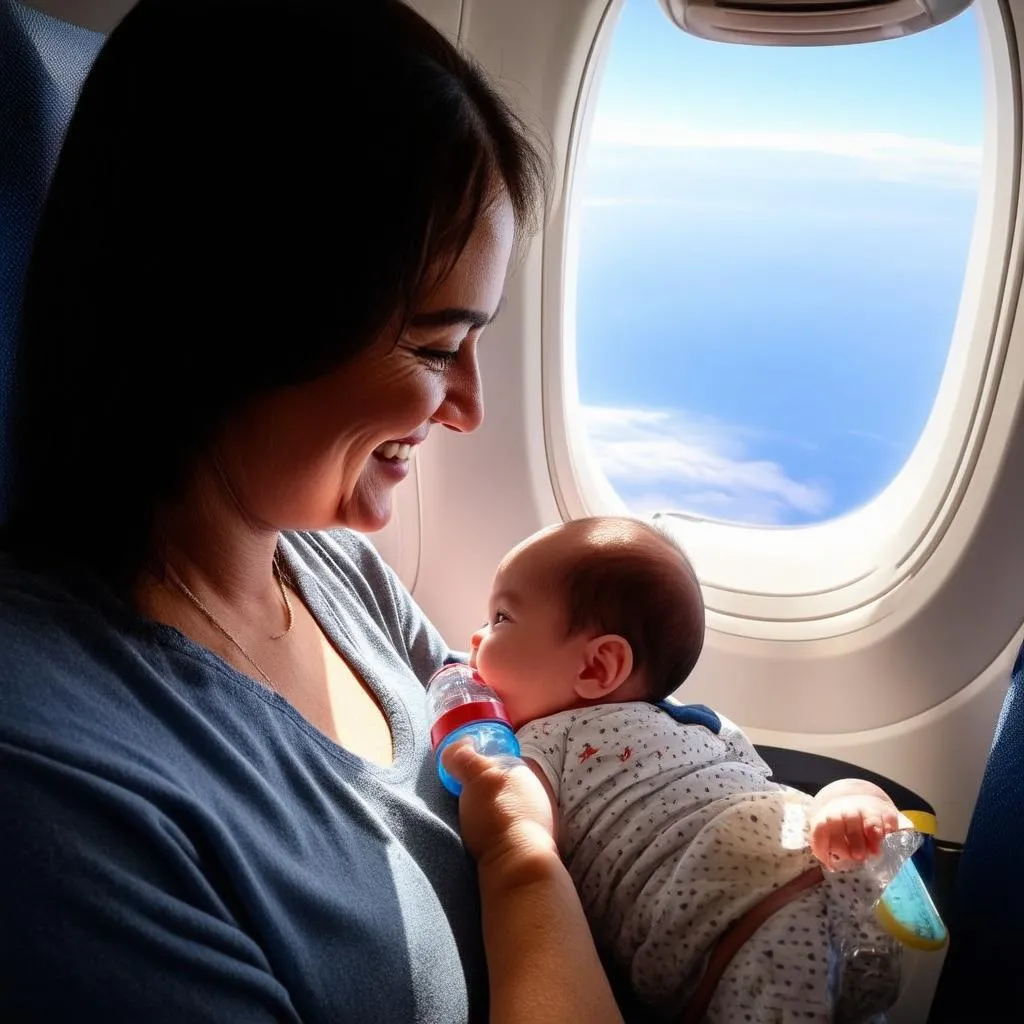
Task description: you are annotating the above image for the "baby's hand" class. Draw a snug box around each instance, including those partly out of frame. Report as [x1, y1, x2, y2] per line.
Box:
[809, 793, 901, 868]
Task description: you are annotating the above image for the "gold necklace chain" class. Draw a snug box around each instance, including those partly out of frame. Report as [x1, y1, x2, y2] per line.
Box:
[166, 556, 293, 691]
[269, 557, 294, 640]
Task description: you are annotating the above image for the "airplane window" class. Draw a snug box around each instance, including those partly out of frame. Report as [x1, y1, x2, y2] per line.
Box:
[572, 0, 982, 528]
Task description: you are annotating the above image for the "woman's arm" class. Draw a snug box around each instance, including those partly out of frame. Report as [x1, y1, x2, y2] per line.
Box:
[442, 743, 623, 1024]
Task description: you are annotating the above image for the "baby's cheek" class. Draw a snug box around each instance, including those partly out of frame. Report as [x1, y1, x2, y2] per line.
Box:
[478, 651, 512, 698]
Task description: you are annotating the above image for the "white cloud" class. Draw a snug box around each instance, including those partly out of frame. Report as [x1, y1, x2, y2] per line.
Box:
[587, 122, 981, 188]
[846, 428, 903, 449]
[581, 405, 829, 525]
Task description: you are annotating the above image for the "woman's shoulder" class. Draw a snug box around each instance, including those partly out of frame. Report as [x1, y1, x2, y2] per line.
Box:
[0, 558, 133, 659]
[0, 562, 192, 811]
[0, 560, 265, 781]
[0, 559, 158, 712]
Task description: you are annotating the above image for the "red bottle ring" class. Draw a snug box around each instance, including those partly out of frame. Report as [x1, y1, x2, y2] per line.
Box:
[430, 700, 512, 750]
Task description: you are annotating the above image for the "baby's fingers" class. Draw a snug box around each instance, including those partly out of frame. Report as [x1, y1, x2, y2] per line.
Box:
[863, 806, 907, 855]
[811, 818, 846, 865]
[840, 811, 867, 861]
[860, 813, 887, 856]
[879, 806, 902, 840]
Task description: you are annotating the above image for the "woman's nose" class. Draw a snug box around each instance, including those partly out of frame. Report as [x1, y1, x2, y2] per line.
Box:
[434, 350, 484, 434]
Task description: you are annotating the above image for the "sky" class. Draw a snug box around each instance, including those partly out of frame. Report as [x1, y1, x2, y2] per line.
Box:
[575, 0, 983, 526]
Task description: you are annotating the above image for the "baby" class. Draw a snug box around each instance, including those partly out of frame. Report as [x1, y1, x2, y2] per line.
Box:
[469, 516, 906, 1024]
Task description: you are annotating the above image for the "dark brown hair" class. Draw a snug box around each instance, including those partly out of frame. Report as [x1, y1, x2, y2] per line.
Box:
[2, 0, 547, 587]
[559, 517, 705, 701]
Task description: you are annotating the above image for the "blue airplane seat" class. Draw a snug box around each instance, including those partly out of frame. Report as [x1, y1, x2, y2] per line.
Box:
[927, 639, 1024, 1022]
[0, 1, 102, 521]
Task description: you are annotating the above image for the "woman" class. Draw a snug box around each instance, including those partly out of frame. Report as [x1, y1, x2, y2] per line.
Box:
[0, 1, 623, 1021]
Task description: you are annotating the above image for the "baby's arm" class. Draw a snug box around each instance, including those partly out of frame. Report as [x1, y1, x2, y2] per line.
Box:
[808, 779, 902, 867]
[516, 718, 568, 850]
[524, 759, 559, 847]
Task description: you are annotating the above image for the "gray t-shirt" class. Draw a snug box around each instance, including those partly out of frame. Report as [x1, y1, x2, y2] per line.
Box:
[0, 529, 487, 1022]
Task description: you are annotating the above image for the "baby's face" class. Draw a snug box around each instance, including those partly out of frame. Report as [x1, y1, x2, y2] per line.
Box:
[470, 526, 590, 729]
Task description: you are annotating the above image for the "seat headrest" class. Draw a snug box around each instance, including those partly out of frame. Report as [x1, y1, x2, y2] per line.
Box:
[0, 1, 102, 521]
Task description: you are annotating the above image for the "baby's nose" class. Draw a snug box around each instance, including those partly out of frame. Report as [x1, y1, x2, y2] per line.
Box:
[469, 628, 484, 666]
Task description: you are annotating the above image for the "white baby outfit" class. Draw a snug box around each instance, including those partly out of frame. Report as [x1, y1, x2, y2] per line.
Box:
[517, 702, 900, 1023]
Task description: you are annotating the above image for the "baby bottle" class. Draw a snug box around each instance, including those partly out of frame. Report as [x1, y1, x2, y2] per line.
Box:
[425, 662, 521, 796]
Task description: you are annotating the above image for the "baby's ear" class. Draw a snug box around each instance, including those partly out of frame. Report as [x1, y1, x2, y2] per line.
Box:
[574, 634, 634, 700]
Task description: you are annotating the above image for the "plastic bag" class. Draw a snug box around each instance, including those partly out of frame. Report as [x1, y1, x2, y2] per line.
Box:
[837, 827, 948, 951]
[828, 827, 947, 1023]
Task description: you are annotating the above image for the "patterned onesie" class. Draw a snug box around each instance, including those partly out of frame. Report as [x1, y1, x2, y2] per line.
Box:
[517, 702, 901, 1023]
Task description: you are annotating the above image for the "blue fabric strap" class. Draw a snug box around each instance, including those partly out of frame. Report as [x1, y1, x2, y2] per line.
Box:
[654, 699, 721, 734]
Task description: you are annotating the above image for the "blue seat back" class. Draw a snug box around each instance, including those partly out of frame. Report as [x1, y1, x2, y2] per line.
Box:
[928, 641, 1024, 1020]
[0, 1, 102, 520]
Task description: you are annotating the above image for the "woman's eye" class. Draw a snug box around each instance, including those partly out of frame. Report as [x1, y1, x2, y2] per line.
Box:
[417, 347, 460, 371]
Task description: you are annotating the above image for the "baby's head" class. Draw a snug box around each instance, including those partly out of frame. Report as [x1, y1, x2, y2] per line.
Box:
[470, 516, 705, 729]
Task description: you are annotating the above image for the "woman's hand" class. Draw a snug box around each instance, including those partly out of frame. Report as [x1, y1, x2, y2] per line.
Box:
[441, 742, 557, 878]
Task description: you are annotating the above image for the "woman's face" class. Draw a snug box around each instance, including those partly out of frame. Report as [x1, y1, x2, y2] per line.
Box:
[216, 190, 515, 534]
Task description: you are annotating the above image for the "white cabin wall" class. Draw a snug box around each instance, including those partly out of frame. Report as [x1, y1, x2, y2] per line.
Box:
[404, 0, 462, 40]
